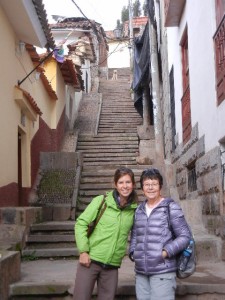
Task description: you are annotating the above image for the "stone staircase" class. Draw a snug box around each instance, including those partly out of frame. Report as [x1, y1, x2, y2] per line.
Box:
[22, 221, 77, 259]
[21, 68, 147, 259]
[76, 72, 146, 215]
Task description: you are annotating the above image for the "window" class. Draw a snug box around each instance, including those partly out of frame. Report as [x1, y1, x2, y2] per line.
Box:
[181, 32, 189, 91]
[187, 162, 197, 192]
[214, 1, 225, 105]
[180, 27, 191, 144]
[215, 0, 225, 26]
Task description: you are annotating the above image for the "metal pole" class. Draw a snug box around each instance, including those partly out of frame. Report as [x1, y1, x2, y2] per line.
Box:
[18, 50, 54, 86]
[128, 0, 133, 70]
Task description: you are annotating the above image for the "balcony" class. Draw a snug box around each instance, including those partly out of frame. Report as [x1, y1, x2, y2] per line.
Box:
[164, 0, 186, 27]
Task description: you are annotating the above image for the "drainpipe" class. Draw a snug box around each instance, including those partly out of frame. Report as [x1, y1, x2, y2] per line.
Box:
[148, 19, 164, 164]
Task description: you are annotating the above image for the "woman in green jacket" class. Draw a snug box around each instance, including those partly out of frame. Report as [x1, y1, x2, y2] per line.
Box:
[73, 167, 138, 300]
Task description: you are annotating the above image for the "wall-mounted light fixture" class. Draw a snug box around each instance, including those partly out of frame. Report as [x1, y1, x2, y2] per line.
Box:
[35, 71, 41, 81]
[19, 41, 25, 53]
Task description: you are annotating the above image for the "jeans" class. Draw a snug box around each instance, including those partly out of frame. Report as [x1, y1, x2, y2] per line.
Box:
[135, 272, 176, 300]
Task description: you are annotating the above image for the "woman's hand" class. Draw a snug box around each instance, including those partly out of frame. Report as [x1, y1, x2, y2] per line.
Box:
[79, 252, 91, 267]
[162, 250, 168, 258]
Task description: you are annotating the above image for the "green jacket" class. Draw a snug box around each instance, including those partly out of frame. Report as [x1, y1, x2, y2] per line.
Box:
[75, 191, 137, 267]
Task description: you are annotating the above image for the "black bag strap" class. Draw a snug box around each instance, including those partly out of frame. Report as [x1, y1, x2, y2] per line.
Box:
[166, 200, 174, 234]
[94, 196, 107, 228]
[87, 196, 106, 237]
[167, 200, 193, 239]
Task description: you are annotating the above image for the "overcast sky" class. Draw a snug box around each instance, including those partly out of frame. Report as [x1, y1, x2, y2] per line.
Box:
[43, 0, 144, 31]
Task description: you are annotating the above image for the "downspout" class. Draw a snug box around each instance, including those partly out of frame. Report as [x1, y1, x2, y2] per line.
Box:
[148, 18, 164, 165]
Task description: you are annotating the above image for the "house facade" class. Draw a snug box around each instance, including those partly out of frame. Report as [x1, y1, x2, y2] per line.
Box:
[0, 0, 79, 207]
[154, 0, 225, 236]
[50, 17, 108, 90]
[106, 17, 148, 70]
[106, 30, 131, 69]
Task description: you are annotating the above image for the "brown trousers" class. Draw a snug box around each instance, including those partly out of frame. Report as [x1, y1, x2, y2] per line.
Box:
[73, 262, 118, 300]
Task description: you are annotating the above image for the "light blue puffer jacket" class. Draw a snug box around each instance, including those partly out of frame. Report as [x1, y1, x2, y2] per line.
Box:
[129, 198, 191, 275]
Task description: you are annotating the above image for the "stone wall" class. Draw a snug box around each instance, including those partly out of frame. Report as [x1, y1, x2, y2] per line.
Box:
[74, 93, 102, 135]
[30, 152, 82, 221]
[171, 123, 224, 236]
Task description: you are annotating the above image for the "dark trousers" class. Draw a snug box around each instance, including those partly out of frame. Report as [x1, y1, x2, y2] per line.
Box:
[73, 262, 118, 300]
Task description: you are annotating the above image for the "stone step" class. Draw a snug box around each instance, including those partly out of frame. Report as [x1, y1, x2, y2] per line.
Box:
[98, 122, 141, 127]
[26, 234, 74, 243]
[81, 161, 138, 166]
[79, 182, 139, 190]
[99, 117, 141, 121]
[101, 107, 138, 109]
[98, 122, 139, 126]
[22, 248, 79, 258]
[77, 140, 138, 146]
[9, 258, 225, 299]
[22, 221, 76, 259]
[80, 176, 141, 183]
[77, 144, 138, 150]
[83, 157, 137, 163]
[88, 133, 138, 137]
[78, 189, 139, 197]
[23, 243, 76, 251]
[101, 105, 136, 108]
[82, 152, 136, 158]
[100, 87, 130, 91]
[77, 148, 138, 153]
[77, 150, 138, 156]
[29, 221, 74, 232]
[81, 165, 149, 172]
[81, 165, 148, 172]
[77, 193, 145, 206]
[78, 135, 138, 141]
[97, 129, 138, 133]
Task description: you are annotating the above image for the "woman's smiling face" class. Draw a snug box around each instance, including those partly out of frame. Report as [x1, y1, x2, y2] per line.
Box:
[142, 179, 161, 201]
[115, 174, 134, 200]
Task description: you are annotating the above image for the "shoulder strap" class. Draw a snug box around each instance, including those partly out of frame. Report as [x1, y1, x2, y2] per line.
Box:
[167, 200, 193, 238]
[167, 202, 173, 233]
[93, 196, 107, 228]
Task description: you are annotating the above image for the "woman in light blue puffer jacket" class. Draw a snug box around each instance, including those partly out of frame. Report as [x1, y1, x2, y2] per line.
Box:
[129, 168, 191, 300]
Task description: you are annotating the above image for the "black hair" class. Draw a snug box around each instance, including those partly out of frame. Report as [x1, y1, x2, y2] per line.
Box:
[140, 168, 163, 189]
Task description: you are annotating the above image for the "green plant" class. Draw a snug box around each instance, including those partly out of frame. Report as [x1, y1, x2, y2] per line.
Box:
[22, 251, 38, 261]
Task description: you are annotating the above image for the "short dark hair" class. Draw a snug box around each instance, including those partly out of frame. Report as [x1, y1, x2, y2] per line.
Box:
[114, 167, 135, 185]
[140, 168, 163, 189]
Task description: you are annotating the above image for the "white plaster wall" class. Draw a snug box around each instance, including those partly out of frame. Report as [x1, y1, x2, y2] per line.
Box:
[166, 0, 225, 151]
[107, 41, 131, 68]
